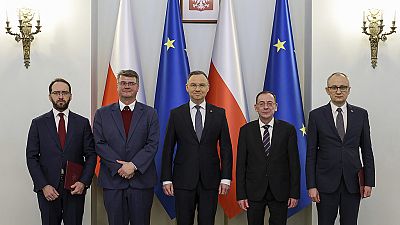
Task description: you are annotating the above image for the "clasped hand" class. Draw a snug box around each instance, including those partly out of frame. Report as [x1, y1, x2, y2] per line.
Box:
[117, 160, 135, 179]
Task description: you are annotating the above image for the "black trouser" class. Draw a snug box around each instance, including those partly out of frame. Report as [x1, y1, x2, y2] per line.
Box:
[174, 181, 219, 225]
[37, 175, 85, 225]
[317, 177, 361, 225]
[247, 186, 288, 225]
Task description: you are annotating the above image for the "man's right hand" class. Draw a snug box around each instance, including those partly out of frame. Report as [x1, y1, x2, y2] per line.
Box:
[308, 188, 320, 203]
[163, 183, 174, 196]
[237, 199, 249, 211]
[42, 185, 59, 201]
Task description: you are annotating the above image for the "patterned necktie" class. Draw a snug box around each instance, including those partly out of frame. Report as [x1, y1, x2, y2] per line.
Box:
[195, 105, 203, 141]
[58, 113, 66, 149]
[336, 108, 345, 141]
[262, 125, 271, 156]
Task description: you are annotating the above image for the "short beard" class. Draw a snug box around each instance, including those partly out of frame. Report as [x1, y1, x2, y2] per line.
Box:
[51, 99, 70, 112]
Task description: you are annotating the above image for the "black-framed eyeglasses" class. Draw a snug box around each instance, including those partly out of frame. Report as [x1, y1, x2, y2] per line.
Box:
[328, 85, 349, 92]
[51, 91, 70, 96]
[188, 83, 208, 89]
[257, 101, 276, 108]
[118, 81, 137, 87]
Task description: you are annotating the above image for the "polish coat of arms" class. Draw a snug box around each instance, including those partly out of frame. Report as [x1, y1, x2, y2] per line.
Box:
[189, 0, 214, 11]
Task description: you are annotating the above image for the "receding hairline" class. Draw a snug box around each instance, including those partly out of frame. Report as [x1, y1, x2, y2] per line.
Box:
[326, 72, 350, 86]
[187, 70, 208, 83]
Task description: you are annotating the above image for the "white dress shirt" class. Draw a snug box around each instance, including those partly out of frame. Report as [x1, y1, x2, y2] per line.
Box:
[330, 101, 348, 132]
[119, 100, 136, 111]
[258, 117, 274, 143]
[52, 108, 69, 132]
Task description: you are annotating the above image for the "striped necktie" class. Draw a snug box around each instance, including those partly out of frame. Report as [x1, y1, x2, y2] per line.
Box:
[262, 125, 271, 156]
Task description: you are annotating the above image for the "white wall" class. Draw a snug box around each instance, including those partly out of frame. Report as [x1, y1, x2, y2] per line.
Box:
[0, 0, 92, 224]
[312, 0, 400, 224]
[95, 0, 310, 225]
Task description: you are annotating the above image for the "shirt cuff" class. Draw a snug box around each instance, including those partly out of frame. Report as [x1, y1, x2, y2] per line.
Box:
[163, 181, 172, 185]
[221, 179, 231, 186]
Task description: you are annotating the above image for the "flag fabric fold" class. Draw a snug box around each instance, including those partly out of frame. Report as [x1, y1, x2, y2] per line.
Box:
[95, 0, 146, 176]
[206, 0, 249, 219]
[154, 0, 190, 219]
[263, 0, 311, 216]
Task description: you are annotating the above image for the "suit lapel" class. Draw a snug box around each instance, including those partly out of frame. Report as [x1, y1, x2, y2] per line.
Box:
[44, 111, 62, 150]
[201, 103, 214, 142]
[322, 103, 341, 140]
[111, 103, 126, 140]
[344, 103, 355, 141]
[251, 120, 265, 152]
[270, 119, 283, 156]
[127, 102, 144, 142]
[63, 111, 75, 151]
[182, 103, 198, 141]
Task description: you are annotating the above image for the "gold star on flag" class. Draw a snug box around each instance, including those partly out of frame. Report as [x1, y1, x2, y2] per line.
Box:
[164, 38, 175, 51]
[300, 124, 307, 136]
[273, 39, 286, 52]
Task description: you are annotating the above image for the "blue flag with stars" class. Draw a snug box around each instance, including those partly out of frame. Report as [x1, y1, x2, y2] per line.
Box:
[263, 0, 311, 216]
[154, 0, 190, 219]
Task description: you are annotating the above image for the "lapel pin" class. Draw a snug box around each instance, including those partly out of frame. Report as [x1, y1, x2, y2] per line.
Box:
[210, 109, 213, 113]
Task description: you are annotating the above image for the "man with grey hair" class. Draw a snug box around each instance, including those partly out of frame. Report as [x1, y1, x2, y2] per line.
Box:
[94, 70, 159, 225]
[306, 72, 375, 225]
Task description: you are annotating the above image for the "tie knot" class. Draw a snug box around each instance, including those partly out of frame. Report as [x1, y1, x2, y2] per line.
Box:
[262, 125, 270, 130]
[195, 105, 201, 110]
[123, 106, 131, 111]
[58, 113, 64, 118]
[337, 108, 343, 113]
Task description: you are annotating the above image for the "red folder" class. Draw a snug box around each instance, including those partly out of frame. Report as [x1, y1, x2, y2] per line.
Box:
[358, 167, 365, 197]
[64, 161, 83, 191]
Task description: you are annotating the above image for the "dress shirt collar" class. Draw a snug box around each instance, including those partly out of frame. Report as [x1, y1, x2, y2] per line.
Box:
[189, 100, 206, 110]
[330, 101, 347, 115]
[52, 108, 70, 118]
[119, 100, 136, 111]
[259, 117, 274, 129]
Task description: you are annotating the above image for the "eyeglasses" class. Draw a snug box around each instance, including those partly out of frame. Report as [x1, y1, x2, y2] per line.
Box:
[257, 101, 275, 108]
[118, 81, 137, 87]
[51, 91, 70, 96]
[188, 83, 208, 89]
[327, 85, 349, 92]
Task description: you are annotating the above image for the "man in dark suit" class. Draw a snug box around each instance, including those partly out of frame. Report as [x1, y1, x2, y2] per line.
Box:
[306, 72, 375, 225]
[26, 78, 96, 225]
[236, 91, 300, 225]
[93, 70, 159, 225]
[161, 70, 232, 225]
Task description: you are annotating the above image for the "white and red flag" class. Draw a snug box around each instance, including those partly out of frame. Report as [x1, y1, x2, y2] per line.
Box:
[95, 0, 146, 176]
[206, 0, 249, 219]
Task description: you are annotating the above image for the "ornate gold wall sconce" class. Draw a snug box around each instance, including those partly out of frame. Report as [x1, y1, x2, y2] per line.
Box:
[5, 8, 42, 69]
[362, 9, 396, 69]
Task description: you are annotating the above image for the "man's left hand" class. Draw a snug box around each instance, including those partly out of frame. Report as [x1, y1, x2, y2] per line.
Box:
[287, 198, 298, 208]
[362, 186, 373, 198]
[70, 181, 85, 195]
[219, 183, 230, 195]
[116, 160, 136, 179]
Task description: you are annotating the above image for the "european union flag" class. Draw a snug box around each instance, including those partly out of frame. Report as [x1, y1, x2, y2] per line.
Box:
[263, 0, 311, 216]
[154, 0, 190, 219]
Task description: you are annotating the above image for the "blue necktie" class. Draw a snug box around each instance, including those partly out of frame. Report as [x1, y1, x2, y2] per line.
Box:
[262, 125, 271, 156]
[195, 105, 203, 141]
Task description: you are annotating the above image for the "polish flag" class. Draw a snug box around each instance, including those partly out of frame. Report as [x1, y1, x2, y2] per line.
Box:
[95, 0, 146, 176]
[206, 0, 249, 219]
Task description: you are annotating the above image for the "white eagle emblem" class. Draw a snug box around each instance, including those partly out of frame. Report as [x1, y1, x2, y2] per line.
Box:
[192, 0, 211, 11]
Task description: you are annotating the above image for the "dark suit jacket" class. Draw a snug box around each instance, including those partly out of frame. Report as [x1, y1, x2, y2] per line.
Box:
[26, 110, 96, 192]
[236, 119, 300, 202]
[161, 102, 232, 190]
[306, 103, 375, 193]
[93, 102, 159, 189]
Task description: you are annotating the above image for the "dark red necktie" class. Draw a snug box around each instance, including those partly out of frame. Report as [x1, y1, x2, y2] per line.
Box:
[58, 113, 66, 149]
[121, 106, 133, 138]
